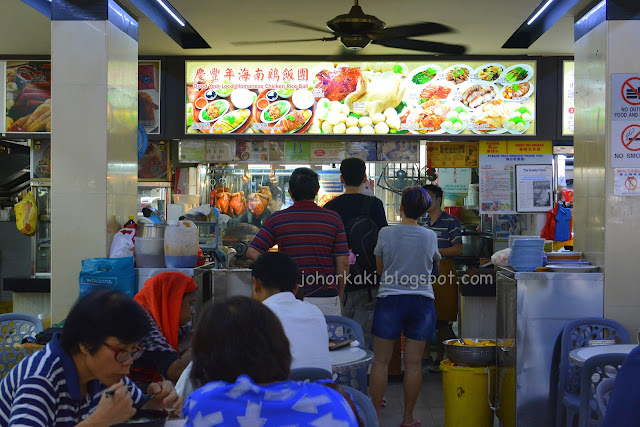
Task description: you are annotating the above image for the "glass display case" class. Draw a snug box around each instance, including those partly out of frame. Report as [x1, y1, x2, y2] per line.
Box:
[30, 181, 51, 277]
[137, 182, 171, 220]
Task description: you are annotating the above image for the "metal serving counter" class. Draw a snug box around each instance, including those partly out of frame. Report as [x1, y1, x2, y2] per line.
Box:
[210, 268, 253, 300]
[495, 268, 604, 427]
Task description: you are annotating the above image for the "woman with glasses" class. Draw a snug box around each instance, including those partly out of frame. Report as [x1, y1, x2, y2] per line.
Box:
[131, 272, 197, 386]
[0, 290, 181, 426]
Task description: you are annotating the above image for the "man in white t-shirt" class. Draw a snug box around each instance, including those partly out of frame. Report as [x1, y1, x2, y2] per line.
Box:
[251, 251, 332, 373]
[175, 252, 331, 397]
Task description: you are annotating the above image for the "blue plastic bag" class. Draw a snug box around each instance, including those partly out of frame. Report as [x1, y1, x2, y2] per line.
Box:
[79, 257, 136, 299]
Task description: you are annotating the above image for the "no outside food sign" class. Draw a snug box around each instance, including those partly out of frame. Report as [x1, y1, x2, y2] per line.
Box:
[611, 74, 640, 167]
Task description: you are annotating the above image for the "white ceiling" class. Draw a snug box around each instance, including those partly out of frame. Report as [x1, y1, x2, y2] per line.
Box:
[0, 0, 593, 57]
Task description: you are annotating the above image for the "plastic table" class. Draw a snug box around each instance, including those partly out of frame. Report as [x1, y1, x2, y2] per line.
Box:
[330, 346, 374, 373]
[569, 344, 638, 366]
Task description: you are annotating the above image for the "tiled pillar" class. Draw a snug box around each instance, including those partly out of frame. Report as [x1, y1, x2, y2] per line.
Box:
[50, 1, 138, 321]
[574, 0, 640, 335]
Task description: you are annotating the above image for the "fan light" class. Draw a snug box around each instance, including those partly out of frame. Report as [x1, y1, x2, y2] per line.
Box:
[340, 35, 372, 49]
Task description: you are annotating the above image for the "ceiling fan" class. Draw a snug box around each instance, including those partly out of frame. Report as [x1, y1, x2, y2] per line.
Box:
[232, 0, 466, 54]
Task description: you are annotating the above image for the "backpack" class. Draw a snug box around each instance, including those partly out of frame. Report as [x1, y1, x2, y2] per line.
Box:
[344, 196, 380, 293]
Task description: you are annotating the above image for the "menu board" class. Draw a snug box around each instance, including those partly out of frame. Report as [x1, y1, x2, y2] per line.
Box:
[317, 170, 343, 206]
[185, 60, 536, 136]
[138, 61, 161, 134]
[377, 141, 419, 161]
[234, 141, 269, 162]
[562, 61, 575, 136]
[515, 165, 553, 212]
[427, 142, 479, 168]
[346, 142, 377, 161]
[5, 61, 51, 133]
[206, 140, 235, 162]
[178, 140, 205, 163]
[138, 140, 169, 181]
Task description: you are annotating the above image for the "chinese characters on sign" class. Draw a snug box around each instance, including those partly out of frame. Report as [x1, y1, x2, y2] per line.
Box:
[185, 60, 537, 136]
[478, 140, 552, 214]
[427, 142, 479, 168]
[614, 168, 640, 196]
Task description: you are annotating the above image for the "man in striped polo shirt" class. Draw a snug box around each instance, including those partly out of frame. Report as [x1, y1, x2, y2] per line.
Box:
[422, 184, 463, 372]
[0, 290, 181, 426]
[247, 167, 350, 316]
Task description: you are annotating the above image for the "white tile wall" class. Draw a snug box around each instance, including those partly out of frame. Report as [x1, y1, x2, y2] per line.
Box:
[575, 19, 640, 337]
[51, 19, 138, 322]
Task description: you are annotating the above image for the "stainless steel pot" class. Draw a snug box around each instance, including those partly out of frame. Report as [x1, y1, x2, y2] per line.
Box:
[138, 223, 167, 238]
[461, 231, 494, 258]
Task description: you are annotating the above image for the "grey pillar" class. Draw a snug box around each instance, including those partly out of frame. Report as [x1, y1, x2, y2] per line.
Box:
[50, 0, 138, 321]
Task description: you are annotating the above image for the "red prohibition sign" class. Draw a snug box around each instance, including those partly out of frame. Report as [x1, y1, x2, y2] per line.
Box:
[622, 77, 640, 105]
[625, 176, 638, 191]
[621, 124, 640, 151]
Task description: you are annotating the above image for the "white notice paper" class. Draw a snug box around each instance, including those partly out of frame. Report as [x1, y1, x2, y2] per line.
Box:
[479, 164, 516, 214]
[515, 164, 553, 212]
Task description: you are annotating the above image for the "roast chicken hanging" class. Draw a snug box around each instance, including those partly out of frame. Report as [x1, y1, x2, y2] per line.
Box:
[247, 186, 272, 217]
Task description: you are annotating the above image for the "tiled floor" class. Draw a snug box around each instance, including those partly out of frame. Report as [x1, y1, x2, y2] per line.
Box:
[378, 370, 500, 427]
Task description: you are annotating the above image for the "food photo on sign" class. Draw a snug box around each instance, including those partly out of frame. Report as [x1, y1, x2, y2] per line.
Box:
[138, 62, 161, 134]
[184, 61, 537, 136]
[6, 61, 51, 133]
[138, 141, 169, 180]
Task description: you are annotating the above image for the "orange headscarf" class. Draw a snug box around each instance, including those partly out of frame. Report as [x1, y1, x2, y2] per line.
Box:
[134, 272, 197, 351]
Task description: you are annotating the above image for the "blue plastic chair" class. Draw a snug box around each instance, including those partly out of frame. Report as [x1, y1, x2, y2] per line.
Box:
[325, 315, 368, 394]
[579, 353, 627, 427]
[595, 377, 616, 422]
[0, 313, 44, 378]
[289, 367, 333, 382]
[556, 318, 630, 427]
[342, 385, 379, 427]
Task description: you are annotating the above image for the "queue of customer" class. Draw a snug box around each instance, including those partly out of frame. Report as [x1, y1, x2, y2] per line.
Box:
[0, 160, 461, 426]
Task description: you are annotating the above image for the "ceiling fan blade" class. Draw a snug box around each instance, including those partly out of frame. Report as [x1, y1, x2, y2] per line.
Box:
[232, 37, 337, 46]
[370, 22, 454, 40]
[374, 38, 466, 55]
[272, 19, 336, 35]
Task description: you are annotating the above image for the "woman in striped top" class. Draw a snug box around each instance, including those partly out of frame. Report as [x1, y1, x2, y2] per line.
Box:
[0, 290, 182, 426]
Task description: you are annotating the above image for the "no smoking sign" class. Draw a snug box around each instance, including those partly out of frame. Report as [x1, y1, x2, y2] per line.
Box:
[614, 168, 640, 196]
[612, 74, 640, 166]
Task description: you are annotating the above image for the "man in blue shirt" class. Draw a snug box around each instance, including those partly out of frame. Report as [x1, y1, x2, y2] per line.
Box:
[603, 344, 640, 426]
[422, 184, 463, 372]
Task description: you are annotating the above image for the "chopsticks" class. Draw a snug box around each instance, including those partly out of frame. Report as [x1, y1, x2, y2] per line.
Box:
[105, 384, 134, 397]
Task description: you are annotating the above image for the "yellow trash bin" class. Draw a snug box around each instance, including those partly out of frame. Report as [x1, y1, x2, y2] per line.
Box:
[441, 360, 496, 427]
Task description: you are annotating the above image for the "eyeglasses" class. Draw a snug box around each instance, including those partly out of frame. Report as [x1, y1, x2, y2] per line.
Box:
[103, 342, 145, 363]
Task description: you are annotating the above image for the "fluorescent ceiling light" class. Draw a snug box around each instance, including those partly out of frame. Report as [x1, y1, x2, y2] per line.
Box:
[575, 0, 605, 26]
[528, 0, 555, 25]
[156, 0, 185, 26]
